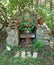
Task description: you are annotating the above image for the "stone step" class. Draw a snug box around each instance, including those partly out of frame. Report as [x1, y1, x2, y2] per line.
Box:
[14, 51, 38, 58]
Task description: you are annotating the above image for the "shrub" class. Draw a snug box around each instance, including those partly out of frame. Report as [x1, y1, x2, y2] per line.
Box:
[33, 39, 44, 52]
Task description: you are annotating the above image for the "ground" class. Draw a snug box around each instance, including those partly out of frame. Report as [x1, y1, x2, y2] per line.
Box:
[0, 45, 54, 65]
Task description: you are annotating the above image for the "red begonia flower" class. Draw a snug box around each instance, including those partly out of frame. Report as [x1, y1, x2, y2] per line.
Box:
[25, 24, 29, 27]
[29, 20, 32, 22]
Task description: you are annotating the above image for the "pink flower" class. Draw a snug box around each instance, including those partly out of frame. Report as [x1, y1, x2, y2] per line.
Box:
[25, 24, 29, 27]
[29, 20, 32, 22]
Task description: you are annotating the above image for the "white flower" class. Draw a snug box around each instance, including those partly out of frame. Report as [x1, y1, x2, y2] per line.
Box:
[6, 46, 11, 51]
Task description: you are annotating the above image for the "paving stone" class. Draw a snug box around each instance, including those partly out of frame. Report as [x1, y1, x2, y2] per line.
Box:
[33, 52, 38, 58]
[14, 51, 38, 58]
[14, 51, 20, 57]
[21, 51, 26, 58]
[27, 51, 31, 58]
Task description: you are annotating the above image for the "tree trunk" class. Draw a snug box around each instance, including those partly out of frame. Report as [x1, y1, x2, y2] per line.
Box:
[50, 0, 52, 11]
[45, 0, 46, 8]
[36, 0, 39, 6]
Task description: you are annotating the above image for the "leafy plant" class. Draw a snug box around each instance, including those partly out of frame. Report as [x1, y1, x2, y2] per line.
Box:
[34, 5, 54, 31]
[33, 39, 44, 52]
[0, 54, 10, 65]
[45, 11, 54, 29]
[1, 0, 33, 19]
[0, 3, 8, 30]
[18, 14, 36, 32]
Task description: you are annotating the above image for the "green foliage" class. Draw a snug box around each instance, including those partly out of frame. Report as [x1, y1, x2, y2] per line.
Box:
[1, 0, 33, 19]
[1, 0, 54, 31]
[0, 54, 10, 65]
[33, 39, 44, 52]
[0, 3, 8, 30]
[35, 6, 47, 21]
[34, 5, 54, 29]
[6, 44, 31, 51]
[46, 11, 54, 29]
[0, 3, 7, 22]
[6, 0, 18, 17]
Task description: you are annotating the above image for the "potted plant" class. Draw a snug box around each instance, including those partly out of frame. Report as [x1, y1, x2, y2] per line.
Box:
[17, 13, 36, 33]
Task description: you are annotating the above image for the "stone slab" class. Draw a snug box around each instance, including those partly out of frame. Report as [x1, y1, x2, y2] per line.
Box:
[6, 28, 19, 46]
[20, 33, 35, 38]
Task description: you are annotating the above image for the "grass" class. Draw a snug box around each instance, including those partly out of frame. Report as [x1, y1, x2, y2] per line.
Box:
[0, 45, 54, 65]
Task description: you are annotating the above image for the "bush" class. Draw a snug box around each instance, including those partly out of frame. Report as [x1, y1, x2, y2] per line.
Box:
[33, 39, 44, 52]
